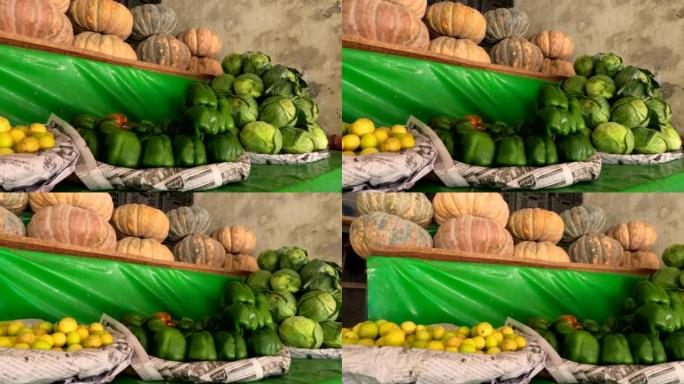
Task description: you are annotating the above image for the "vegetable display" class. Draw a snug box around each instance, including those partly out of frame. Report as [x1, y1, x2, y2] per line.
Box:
[0, 317, 115, 351]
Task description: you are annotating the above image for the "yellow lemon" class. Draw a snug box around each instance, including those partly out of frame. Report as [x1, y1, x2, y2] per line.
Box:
[14, 125, 28, 134]
[375, 337, 386, 347]
[358, 321, 379, 339]
[459, 343, 477, 353]
[0, 117, 10, 133]
[34, 329, 47, 337]
[412, 340, 428, 349]
[89, 323, 104, 333]
[385, 330, 406, 347]
[17, 327, 33, 336]
[360, 133, 378, 149]
[16, 332, 36, 345]
[472, 336, 486, 350]
[342, 330, 358, 340]
[0, 325, 6, 337]
[515, 336, 527, 349]
[400, 134, 415, 149]
[431, 326, 446, 340]
[500, 339, 518, 352]
[379, 137, 401, 153]
[390, 125, 407, 136]
[461, 338, 476, 347]
[7, 321, 23, 336]
[76, 326, 89, 341]
[100, 332, 113, 346]
[378, 322, 399, 337]
[38, 335, 54, 348]
[38, 134, 56, 150]
[415, 329, 431, 342]
[352, 323, 362, 334]
[351, 118, 375, 136]
[359, 147, 379, 156]
[400, 321, 417, 335]
[375, 319, 388, 327]
[445, 336, 463, 349]
[425, 340, 445, 351]
[0, 133, 13, 149]
[13, 343, 30, 350]
[37, 322, 53, 333]
[66, 331, 81, 346]
[406, 335, 415, 344]
[17, 137, 39, 153]
[415, 325, 427, 333]
[52, 332, 66, 348]
[29, 123, 47, 136]
[66, 344, 83, 352]
[441, 331, 458, 341]
[505, 333, 518, 340]
[473, 322, 494, 338]
[375, 127, 390, 135]
[356, 338, 375, 347]
[457, 326, 470, 337]
[83, 335, 102, 348]
[342, 134, 361, 151]
[0, 148, 11, 156]
[445, 346, 460, 352]
[373, 130, 389, 144]
[486, 347, 502, 355]
[32, 340, 52, 350]
[492, 331, 504, 344]
[485, 335, 499, 349]
[342, 151, 356, 156]
[342, 122, 350, 135]
[499, 326, 515, 336]
[342, 337, 356, 345]
[51, 347, 63, 352]
[8, 128, 25, 144]
[0, 337, 13, 348]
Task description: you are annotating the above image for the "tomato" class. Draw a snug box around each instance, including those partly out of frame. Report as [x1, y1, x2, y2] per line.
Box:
[105, 113, 128, 128]
[463, 115, 483, 130]
[151, 311, 172, 325]
[557, 314, 579, 327]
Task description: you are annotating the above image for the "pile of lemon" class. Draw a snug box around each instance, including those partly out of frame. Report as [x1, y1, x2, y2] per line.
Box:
[0, 116, 56, 156]
[342, 320, 528, 355]
[0, 317, 114, 352]
[342, 118, 416, 156]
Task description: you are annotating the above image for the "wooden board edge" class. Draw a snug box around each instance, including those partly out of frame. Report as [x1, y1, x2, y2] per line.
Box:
[342, 216, 355, 226]
[0, 234, 247, 277]
[368, 246, 657, 276]
[342, 35, 568, 83]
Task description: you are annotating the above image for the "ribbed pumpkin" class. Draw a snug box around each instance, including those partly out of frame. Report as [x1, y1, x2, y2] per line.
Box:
[432, 193, 509, 227]
[385, 0, 427, 18]
[0, 206, 26, 236]
[177, 28, 222, 58]
[130, 3, 177, 42]
[73, 32, 137, 60]
[27, 204, 116, 250]
[491, 37, 544, 71]
[424, 2, 486, 44]
[606, 221, 657, 251]
[350, 212, 432, 259]
[54, 13, 75, 44]
[507, 208, 564, 244]
[167, 206, 211, 242]
[29, 192, 114, 220]
[568, 234, 623, 266]
[429, 37, 491, 64]
[541, 58, 575, 77]
[117, 237, 173, 262]
[0, 0, 68, 44]
[0, 193, 29, 215]
[356, 192, 433, 227]
[513, 241, 570, 263]
[434, 215, 514, 257]
[137, 34, 191, 70]
[210, 226, 257, 255]
[110, 204, 169, 242]
[48, 0, 70, 13]
[622, 250, 661, 269]
[174, 234, 226, 268]
[560, 205, 606, 243]
[484, 8, 529, 43]
[529, 30, 575, 60]
[188, 56, 223, 76]
[69, 0, 134, 40]
[342, 0, 430, 50]
[225, 254, 259, 272]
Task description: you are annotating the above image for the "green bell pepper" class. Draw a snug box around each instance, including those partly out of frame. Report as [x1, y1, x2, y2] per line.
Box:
[224, 281, 255, 306]
[562, 330, 600, 364]
[146, 317, 167, 333]
[153, 327, 187, 362]
[207, 134, 245, 163]
[435, 129, 455, 158]
[495, 135, 527, 166]
[632, 280, 670, 307]
[525, 136, 558, 166]
[430, 116, 452, 131]
[629, 333, 667, 365]
[537, 107, 573, 137]
[122, 313, 147, 328]
[211, 74, 236, 97]
[247, 328, 283, 357]
[538, 85, 569, 111]
[128, 325, 148, 352]
[255, 293, 274, 329]
[554, 319, 578, 336]
[133, 120, 162, 138]
[178, 317, 194, 333]
[104, 130, 141, 168]
[222, 302, 259, 333]
[186, 82, 217, 109]
[173, 135, 207, 167]
[526, 316, 550, 330]
[633, 303, 676, 334]
[568, 98, 590, 136]
[141, 134, 174, 168]
[538, 329, 558, 351]
[98, 119, 122, 138]
[185, 105, 221, 138]
[72, 114, 98, 130]
[217, 96, 238, 136]
[582, 320, 600, 334]
[669, 291, 684, 331]
[558, 133, 596, 162]
[664, 331, 684, 361]
[452, 120, 477, 136]
[187, 331, 218, 362]
[459, 131, 495, 167]
[78, 129, 99, 159]
[600, 334, 634, 365]
[215, 331, 247, 361]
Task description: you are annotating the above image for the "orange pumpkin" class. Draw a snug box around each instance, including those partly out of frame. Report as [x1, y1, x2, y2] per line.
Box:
[434, 215, 514, 257]
[69, 0, 133, 40]
[429, 37, 491, 64]
[177, 28, 222, 58]
[507, 208, 564, 244]
[356, 192, 433, 227]
[225, 254, 259, 273]
[210, 226, 257, 255]
[73, 32, 137, 60]
[0, 0, 69, 44]
[110, 204, 169, 242]
[343, 0, 429, 49]
[432, 193, 509, 227]
[187, 56, 223, 76]
[385, 0, 427, 18]
[29, 192, 114, 220]
[424, 2, 486, 44]
[529, 30, 575, 60]
[622, 250, 661, 269]
[541, 58, 575, 77]
[117, 237, 174, 262]
[27, 204, 116, 250]
[606, 221, 657, 251]
[513, 241, 570, 263]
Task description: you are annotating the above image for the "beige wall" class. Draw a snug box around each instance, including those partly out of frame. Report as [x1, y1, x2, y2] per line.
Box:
[193, 193, 342, 263]
[164, 0, 342, 134]
[518, 0, 684, 132]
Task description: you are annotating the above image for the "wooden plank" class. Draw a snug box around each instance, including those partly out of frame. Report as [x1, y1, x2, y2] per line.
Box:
[342, 216, 355, 226]
[368, 246, 656, 276]
[342, 282, 367, 289]
[0, 234, 247, 277]
[0, 31, 211, 80]
[342, 35, 568, 82]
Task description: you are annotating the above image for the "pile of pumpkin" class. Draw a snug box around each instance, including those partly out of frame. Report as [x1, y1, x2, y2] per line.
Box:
[0, 192, 259, 273]
[342, 0, 577, 76]
[349, 192, 660, 270]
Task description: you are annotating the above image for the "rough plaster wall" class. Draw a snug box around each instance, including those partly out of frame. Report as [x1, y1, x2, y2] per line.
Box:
[517, 0, 684, 132]
[584, 193, 682, 255]
[164, 0, 342, 134]
[193, 193, 342, 263]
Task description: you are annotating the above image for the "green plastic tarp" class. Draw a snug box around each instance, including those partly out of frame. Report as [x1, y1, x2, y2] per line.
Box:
[366, 256, 642, 326]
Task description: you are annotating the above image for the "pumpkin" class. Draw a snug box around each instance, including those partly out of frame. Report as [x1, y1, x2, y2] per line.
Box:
[513, 241, 570, 263]
[110, 204, 169, 242]
[350, 212, 432, 259]
[29, 192, 114, 220]
[384, 0, 427, 18]
[114, 0, 160, 9]
[434, 215, 514, 257]
[568, 234, 623, 266]
[432, 193, 509, 227]
[137, 34, 191, 70]
[429, 37, 491, 64]
[560, 205, 606, 243]
[356, 192, 433, 227]
[622, 250, 661, 269]
[117, 237, 173, 262]
[54, 13, 74, 45]
[0, 206, 26, 236]
[0, 0, 68, 44]
[484, 8, 529, 43]
[130, 3, 177, 42]
[225, 254, 259, 273]
[167, 206, 211, 242]
[424, 2, 486, 44]
[188, 56, 223, 76]
[0, 193, 29, 215]
[507, 208, 564, 244]
[210, 226, 257, 255]
[606, 221, 657, 251]
[27, 204, 116, 250]
[69, 0, 134, 40]
[541, 58, 575, 77]
[177, 28, 222, 58]
[342, 0, 430, 50]
[48, 0, 70, 13]
[491, 37, 544, 71]
[529, 30, 575, 60]
[173, 234, 226, 268]
[73, 32, 137, 60]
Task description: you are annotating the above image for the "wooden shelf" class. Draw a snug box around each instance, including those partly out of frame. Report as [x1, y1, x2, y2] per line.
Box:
[342, 282, 367, 289]
[343, 35, 568, 82]
[0, 234, 246, 277]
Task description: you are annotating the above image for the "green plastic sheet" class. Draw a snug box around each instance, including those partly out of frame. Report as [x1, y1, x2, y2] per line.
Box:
[366, 256, 642, 326]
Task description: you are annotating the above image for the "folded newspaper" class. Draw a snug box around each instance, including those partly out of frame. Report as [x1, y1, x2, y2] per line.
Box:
[102, 315, 291, 383]
[0, 319, 133, 384]
[284, 347, 341, 359]
[249, 151, 330, 165]
[600, 150, 684, 165]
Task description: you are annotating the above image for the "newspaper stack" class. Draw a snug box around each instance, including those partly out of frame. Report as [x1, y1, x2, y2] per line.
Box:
[249, 151, 331, 165]
[284, 347, 341, 359]
[600, 150, 684, 165]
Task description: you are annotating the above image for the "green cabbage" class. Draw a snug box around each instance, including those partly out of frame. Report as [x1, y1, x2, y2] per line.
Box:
[320, 321, 341, 348]
[574, 55, 595, 77]
[263, 65, 300, 89]
[270, 268, 302, 293]
[242, 52, 272, 76]
[591, 122, 634, 154]
[632, 127, 668, 154]
[240, 121, 282, 154]
[293, 97, 320, 124]
[645, 98, 672, 128]
[257, 249, 280, 272]
[233, 74, 264, 98]
[611, 97, 649, 129]
[580, 97, 611, 128]
[661, 124, 682, 151]
[300, 259, 340, 293]
[246, 270, 272, 292]
[562, 76, 587, 98]
[278, 316, 323, 349]
[663, 245, 684, 268]
[280, 127, 316, 154]
[210, 74, 235, 96]
[307, 123, 328, 151]
[267, 290, 297, 323]
[650, 267, 681, 291]
[221, 54, 243, 76]
[278, 246, 309, 271]
[228, 95, 259, 128]
[297, 290, 338, 322]
[258, 96, 298, 128]
[615, 66, 650, 90]
[332, 290, 342, 320]
[594, 53, 624, 77]
[585, 74, 616, 99]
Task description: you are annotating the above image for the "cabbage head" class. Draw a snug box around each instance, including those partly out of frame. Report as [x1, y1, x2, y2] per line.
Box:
[562, 76, 587, 98]
[233, 74, 264, 98]
[320, 321, 341, 348]
[259, 96, 298, 128]
[594, 53, 624, 77]
[661, 124, 682, 151]
[240, 121, 282, 154]
[307, 123, 328, 151]
[222, 53, 243, 76]
[632, 127, 668, 155]
[293, 97, 320, 124]
[591, 122, 634, 154]
[645, 98, 672, 128]
[242, 51, 272, 76]
[580, 97, 610, 128]
[278, 316, 323, 349]
[297, 290, 338, 322]
[611, 97, 649, 129]
[574, 55, 595, 77]
[300, 259, 340, 293]
[615, 66, 650, 90]
[210, 74, 235, 96]
[228, 95, 259, 128]
[270, 268, 302, 293]
[585, 74, 616, 99]
[246, 270, 272, 292]
[280, 127, 316, 154]
[278, 246, 309, 271]
[267, 290, 297, 323]
[258, 249, 280, 272]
